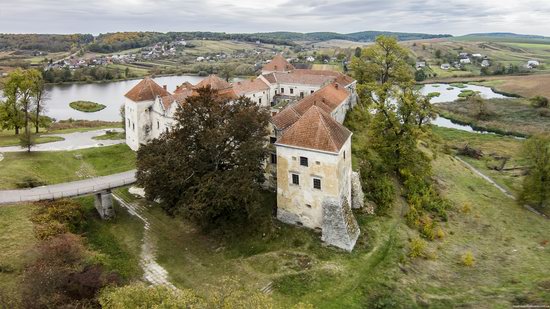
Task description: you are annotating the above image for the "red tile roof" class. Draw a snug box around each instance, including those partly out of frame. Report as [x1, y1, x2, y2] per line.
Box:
[193, 75, 232, 90]
[125, 77, 170, 102]
[262, 54, 295, 72]
[271, 82, 350, 130]
[160, 90, 193, 110]
[277, 105, 351, 153]
[174, 81, 194, 94]
[232, 78, 270, 95]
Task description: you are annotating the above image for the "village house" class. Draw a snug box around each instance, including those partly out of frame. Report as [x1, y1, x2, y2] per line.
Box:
[123, 54, 361, 251]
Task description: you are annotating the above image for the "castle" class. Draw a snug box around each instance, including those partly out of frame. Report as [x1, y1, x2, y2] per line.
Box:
[124, 55, 362, 251]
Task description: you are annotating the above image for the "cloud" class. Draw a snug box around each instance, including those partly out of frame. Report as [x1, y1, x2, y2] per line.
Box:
[1, 0, 550, 36]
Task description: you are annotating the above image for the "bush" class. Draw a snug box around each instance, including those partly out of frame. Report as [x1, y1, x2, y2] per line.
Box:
[16, 176, 45, 188]
[408, 237, 428, 258]
[461, 251, 475, 266]
[31, 199, 86, 240]
[461, 202, 472, 214]
[530, 96, 549, 108]
[69, 100, 106, 113]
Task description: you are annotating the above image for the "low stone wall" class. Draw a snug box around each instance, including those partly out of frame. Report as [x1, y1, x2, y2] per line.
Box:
[321, 197, 360, 251]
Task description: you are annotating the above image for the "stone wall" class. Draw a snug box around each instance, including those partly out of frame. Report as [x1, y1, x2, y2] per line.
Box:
[321, 197, 360, 251]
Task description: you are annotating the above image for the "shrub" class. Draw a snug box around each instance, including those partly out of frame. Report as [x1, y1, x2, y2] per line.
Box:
[461, 251, 475, 266]
[538, 108, 550, 117]
[435, 226, 445, 239]
[31, 199, 86, 240]
[530, 96, 549, 108]
[409, 237, 427, 258]
[461, 202, 472, 214]
[419, 215, 435, 240]
[16, 176, 45, 188]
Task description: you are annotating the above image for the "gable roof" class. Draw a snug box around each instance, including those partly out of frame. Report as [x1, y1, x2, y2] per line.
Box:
[232, 78, 269, 95]
[125, 77, 170, 102]
[277, 105, 351, 153]
[159, 90, 193, 110]
[174, 81, 194, 94]
[262, 54, 295, 72]
[271, 82, 350, 131]
[194, 75, 232, 90]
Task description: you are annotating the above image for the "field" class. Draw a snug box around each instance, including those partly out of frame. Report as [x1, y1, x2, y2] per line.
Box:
[0, 130, 64, 147]
[436, 97, 550, 136]
[0, 144, 135, 189]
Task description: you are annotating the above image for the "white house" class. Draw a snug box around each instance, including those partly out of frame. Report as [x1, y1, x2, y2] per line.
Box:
[472, 53, 483, 58]
[460, 58, 471, 64]
[441, 63, 451, 70]
[306, 56, 315, 62]
[481, 59, 491, 67]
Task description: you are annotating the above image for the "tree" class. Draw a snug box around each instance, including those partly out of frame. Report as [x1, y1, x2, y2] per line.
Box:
[354, 46, 362, 58]
[31, 70, 47, 133]
[19, 130, 35, 153]
[415, 69, 427, 82]
[435, 49, 442, 59]
[467, 94, 490, 120]
[350, 36, 447, 227]
[219, 62, 237, 82]
[136, 87, 270, 227]
[520, 135, 550, 210]
[120, 104, 126, 133]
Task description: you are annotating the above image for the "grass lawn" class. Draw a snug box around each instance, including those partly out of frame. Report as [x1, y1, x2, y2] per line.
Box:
[0, 130, 64, 147]
[92, 130, 125, 140]
[0, 204, 36, 293]
[436, 98, 550, 136]
[69, 100, 106, 113]
[0, 144, 136, 189]
[78, 195, 144, 280]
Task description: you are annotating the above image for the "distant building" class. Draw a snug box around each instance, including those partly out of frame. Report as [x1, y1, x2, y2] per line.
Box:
[416, 61, 426, 69]
[472, 53, 483, 58]
[527, 60, 540, 68]
[306, 56, 315, 62]
[481, 59, 491, 67]
[460, 58, 471, 64]
[440, 63, 451, 70]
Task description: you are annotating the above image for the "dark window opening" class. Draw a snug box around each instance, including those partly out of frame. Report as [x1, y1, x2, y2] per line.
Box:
[290, 88, 294, 94]
[344, 151, 346, 160]
[292, 174, 299, 185]
[281, 88, 285, 93]
[270, 137, 277, 144]
[270, 153, 277, 164]
[300, 156, 308, 167]
[258, 98, 262, 104]
[306, 204, 312, 208]
[300, 92, 304, 98]
[311, 90, 314, 94]
[313, 178, 322, 190]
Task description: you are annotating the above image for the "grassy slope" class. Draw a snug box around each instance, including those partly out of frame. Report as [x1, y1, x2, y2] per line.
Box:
[78, 195, 144, 279]
[0, 144, 135, 189]
[92, 131, 125, 140]
[0, 204, 36, 292]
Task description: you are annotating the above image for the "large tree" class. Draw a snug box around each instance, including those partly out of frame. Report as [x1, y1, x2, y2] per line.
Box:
[136, 87, 270, 226]
[520, 135, 550, 211]
[351, 36, 436, 172]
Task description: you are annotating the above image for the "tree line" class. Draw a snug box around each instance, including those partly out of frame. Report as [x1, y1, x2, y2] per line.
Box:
[0, 68, 48, 151]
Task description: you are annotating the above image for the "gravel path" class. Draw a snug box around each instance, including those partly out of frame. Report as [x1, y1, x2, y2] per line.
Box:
[113, 194, 177, 289]
[0, 128, 124, 152]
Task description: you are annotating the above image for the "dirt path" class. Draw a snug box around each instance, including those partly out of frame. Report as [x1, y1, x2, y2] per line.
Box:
[113, 194, 177, 289]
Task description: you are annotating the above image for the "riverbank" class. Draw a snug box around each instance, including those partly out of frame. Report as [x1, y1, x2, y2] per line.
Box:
[436, 98, 550, 137]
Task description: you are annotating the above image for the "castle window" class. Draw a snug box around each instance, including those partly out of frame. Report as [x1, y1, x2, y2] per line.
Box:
[290, 88, 294, 94]
[311, 90, 314, 94]
[313, 178, 322, 190]
[270, 137, 277, 144]
[300, 156, 308, 167]
[300, 92, 304, 98]
[270, 153, 277, 164]
[258, 98, 262, 104]
[281, 88, 285, 93]
[157, 121, 160, 129]
[344, 151, 346, 160]
[306, 204, 312, 208]
[132, 123, 135, 131]
[292, 174, 299, 185]
[316, 161, 321, 165]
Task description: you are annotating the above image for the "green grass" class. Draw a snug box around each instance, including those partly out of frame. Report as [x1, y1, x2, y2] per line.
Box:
[92, 130, 125, 140]
[0, 144, 136, 189]
[69, 100, 106, 113]
[78, 195, 144, 279]
[0, 204, 36, 292]
[437, 98, 550, 136]
[0, 131, 64, 147]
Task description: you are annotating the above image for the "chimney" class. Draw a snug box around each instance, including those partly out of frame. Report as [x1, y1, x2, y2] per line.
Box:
[163, 85, 167, 91]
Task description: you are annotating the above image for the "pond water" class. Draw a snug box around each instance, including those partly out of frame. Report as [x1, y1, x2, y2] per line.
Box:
[39, 75, 216, 121]
[420, 83, 508, 103]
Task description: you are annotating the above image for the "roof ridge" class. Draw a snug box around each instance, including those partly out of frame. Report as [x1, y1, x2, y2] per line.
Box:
[314, 106, 338, 151]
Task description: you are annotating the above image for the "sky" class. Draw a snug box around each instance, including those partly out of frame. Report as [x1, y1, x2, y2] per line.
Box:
[1, 0, 550, 36]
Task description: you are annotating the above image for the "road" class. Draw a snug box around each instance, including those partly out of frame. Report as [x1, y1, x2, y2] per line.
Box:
[0, 170, 136, 205]
[0, 128, 125, 152]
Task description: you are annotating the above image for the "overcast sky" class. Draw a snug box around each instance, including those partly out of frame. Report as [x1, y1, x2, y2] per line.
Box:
[1, 0, 550, 36]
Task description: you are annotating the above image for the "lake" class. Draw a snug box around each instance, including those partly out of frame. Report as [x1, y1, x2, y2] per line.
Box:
[42, 75, 212, 121]
[420, 83, 508, 103]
